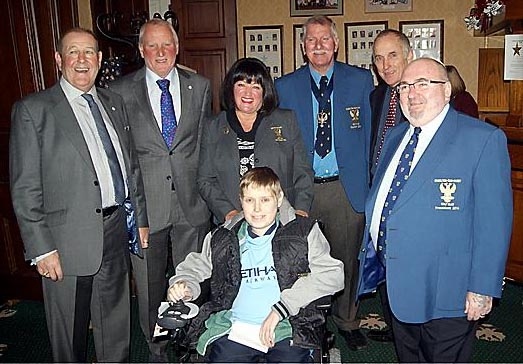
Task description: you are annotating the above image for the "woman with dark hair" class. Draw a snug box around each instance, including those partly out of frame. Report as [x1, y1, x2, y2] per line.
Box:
[198, 57, 314, 223]
[446, 65, 479, 118]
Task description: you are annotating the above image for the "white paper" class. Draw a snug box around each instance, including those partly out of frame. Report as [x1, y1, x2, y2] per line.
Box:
[227, 321, 269, 353]
[504, 34, 523, 80]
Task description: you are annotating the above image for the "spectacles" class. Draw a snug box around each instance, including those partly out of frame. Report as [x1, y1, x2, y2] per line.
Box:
[396, 79, 448, 94]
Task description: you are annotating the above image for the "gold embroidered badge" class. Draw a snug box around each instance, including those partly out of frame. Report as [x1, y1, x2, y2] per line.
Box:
[271, 126, 286, 142]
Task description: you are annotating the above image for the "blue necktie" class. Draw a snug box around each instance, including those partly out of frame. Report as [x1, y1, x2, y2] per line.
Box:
[313, 76, 332, 158]
[82, 94, 126, 206]
[376, 127, 422, 268]
[156, 79, 177, 148]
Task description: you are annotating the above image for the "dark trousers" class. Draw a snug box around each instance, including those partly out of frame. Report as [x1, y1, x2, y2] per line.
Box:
[392, 314, 478, 363]
[208, 336, 311, 363]
[378, 283, 393, 328]
[311, 180, 364, 331]
[43, 208, 130, 362]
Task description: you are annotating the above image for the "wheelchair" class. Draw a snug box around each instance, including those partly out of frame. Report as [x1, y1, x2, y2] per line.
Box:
[156, 297, 335, 363]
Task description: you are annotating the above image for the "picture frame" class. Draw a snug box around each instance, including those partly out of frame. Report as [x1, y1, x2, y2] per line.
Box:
[290, 0, 343, 17]
[400, 20, 444, 61]
[243, 25, 284, 79]
[365, 0, 412, 13]
[293, 24, 306, 70]
[345, 21, 388, 71]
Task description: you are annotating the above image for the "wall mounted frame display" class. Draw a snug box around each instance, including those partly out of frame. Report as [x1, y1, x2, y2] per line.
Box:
[400, 20, 444, 61]
[365, 0, 412, 13]
[345, 21, 388, 70]
[244, 26, 284, 79]
[291, 0, 343, 17]
[293, 24, 306, 70]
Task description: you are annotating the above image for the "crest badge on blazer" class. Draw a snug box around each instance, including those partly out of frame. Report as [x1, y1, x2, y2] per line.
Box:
[434, 178, 461, 211]
[346, 106, 362, 129]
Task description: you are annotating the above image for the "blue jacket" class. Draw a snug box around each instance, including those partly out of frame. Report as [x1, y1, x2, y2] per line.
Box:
[275, 62, 374, 213]
[357, 107, 513, 323]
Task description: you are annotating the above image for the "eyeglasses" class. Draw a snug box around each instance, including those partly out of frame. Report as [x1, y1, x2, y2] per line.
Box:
[396, 79, 448, 94]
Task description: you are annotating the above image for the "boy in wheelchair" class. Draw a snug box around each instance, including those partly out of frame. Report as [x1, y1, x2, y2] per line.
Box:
[167, 167, 344, 362]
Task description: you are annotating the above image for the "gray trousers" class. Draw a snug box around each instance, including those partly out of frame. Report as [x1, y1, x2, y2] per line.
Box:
[311, 180, 364, 331]
[43, 208, 130, 362]
[131, 190, 209, 356]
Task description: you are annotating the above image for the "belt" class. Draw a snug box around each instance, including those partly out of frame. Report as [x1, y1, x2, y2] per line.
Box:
[314, 175, 339, 184]
[102, 205, 119, 217]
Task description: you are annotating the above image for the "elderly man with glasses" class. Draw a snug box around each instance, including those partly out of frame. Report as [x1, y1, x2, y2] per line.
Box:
[357, 57, 512, 363]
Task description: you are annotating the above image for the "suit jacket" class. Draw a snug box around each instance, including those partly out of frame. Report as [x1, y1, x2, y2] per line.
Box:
[9, 83, 148, 275]
[357, 107, 513, 323]
[111, 67, 212, 233]
[197, 109, 314, 222]
[275, 62, 373, 213]
[369, 82, 407, 179]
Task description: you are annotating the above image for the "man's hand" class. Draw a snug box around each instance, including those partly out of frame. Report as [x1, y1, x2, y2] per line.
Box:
[167, 281, 193, 302]
[36, 251, 63, 282]
[295, 209, 309, 217]
[464, 291, 493, 321]
[259, 309, 281, 348]
[225, 210, 240, 221]
[139, 227, 150, 249]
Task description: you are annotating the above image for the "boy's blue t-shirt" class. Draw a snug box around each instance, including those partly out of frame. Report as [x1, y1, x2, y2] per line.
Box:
[230, 221, 281, 325]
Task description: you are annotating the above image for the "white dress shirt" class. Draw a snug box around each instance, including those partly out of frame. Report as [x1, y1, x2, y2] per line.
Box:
[145, 67, 182, 130]
[370, 104, 450, 248]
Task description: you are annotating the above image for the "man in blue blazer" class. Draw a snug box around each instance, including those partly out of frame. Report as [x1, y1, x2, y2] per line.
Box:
[276, 15, 373, 350]
[357, 57, 512, 362]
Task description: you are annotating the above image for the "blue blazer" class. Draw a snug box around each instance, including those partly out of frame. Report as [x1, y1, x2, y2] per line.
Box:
[275, 62, 374, 213]
[357, 107, 513, 323]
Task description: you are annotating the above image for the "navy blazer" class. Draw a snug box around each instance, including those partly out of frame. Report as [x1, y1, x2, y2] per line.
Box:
[275, 62, 374, 213]
[357, 107, 513, 323]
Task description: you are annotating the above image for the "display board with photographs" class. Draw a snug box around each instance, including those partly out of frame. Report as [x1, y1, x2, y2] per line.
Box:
[291, 0, 343, 17]
[365, 0, 412, 13]
[244, 26, 284, 79]
[293, 24, 306, 70]
[400, 20, 444, 61]
[345, 21, 388, 70]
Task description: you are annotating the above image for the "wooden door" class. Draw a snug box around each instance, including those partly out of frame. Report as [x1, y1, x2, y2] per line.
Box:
[171, 0, 238, 114]
[0, 0, 78, 302]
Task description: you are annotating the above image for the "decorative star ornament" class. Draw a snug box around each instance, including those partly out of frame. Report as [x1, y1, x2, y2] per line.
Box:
[464, 15, 481, 30]
[484, 0, 504, 16]
[514, 42, 522, 56]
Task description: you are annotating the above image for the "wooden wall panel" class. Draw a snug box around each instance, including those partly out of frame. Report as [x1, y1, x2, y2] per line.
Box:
[507, 169, 523, 282]
[477, 48, 511, 113]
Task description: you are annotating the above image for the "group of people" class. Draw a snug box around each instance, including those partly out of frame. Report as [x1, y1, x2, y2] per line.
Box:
[9, 13, 511, 364]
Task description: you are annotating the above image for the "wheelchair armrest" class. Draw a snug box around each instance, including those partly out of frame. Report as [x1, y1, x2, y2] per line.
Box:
[314, 296, 332, 312]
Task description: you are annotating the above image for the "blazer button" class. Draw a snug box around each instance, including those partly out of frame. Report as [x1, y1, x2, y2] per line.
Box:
[169, 151, 173, 155]
[93, 181, 99, 186]
[254, 158, 259, 163]
[166, 176, 171, 180]
[96, 208, 102, 214]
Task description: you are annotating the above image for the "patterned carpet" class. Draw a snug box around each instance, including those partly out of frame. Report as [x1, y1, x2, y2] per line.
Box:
[0, 281, 521, 362]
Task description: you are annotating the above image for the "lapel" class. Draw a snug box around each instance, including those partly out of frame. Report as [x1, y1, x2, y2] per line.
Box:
[50, 85, 96, 175]
[172, 67, 194, 150]
[132, 68, 163, 140]
[392, 109, 458, 212]
[216, 112, 240, 170]
[295, 67, 315, 148]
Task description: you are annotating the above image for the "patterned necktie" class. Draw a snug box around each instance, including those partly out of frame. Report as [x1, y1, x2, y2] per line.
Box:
[157, 79, 177, 148]
[82, 94, 126, 206]
[375, 88, 398, 165]
[314, 76, 332, 158]
[376, 127, 422, 268]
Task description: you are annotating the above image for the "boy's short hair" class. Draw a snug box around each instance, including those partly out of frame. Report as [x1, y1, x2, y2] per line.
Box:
[239, 167, 283, 199]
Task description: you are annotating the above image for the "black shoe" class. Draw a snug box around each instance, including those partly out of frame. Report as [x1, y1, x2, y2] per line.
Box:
[339, 329, 368, 351]
[367, 328, 394, 342]
[148, 353, 169, 362]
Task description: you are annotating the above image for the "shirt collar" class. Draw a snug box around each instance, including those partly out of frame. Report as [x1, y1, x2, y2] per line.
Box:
[145, 67, 178, 86]
[309, 64, 334, 85]
[60, 76, 97, 103]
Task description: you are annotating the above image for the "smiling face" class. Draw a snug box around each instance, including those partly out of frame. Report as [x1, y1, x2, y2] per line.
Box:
[302, 22, 339, 75]
[241, 185, 283, 236]
[139, 22, 178, 78]
[233, 80, 264, 118]
[373, 33, 412, 87]
[399, 58, 451, 127]
[55, 31, 101, 92]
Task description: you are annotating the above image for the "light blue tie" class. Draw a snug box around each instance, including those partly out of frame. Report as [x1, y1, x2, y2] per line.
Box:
[82, 94, 126, 206]
[156, 79, 177, 148]
[376, 127, 422, 269]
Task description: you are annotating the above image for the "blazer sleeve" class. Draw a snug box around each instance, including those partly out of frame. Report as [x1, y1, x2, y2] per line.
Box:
[469, 128, 512, 298]
[9, 100, 55, 260]
[287, 109, 314, 212]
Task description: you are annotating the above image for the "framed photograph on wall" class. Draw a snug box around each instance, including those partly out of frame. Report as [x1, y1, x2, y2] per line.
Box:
[400, 20, 444, 61]
[244, 25, 284, 79]
[365, 0, 412, 13]
[290, 0, 343, 17]
[345, 21, 388, 70]
[293, 24, 306, 70]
